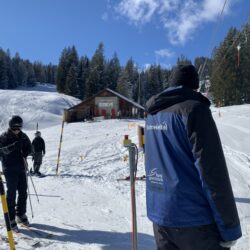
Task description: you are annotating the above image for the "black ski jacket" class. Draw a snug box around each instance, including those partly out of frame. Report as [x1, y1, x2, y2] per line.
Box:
[32, 137, 45, 154]
[0, 143, 18, 156]
[0, 129, 32, 174]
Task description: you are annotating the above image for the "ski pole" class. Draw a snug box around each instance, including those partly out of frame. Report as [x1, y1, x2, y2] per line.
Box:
[123, 135, 138, 250]
[23, 158, 39, 203]
[23, 158, 34, 218]
[0, 175, 16, 250]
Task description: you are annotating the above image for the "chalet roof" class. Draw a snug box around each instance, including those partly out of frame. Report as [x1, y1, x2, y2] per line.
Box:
[68, 88, 145, 110]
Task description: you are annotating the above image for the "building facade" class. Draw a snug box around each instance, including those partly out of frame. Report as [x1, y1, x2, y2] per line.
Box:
[64, 88, 144, 122]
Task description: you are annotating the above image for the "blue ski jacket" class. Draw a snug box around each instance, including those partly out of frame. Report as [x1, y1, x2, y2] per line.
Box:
[145, 86, 242, 242]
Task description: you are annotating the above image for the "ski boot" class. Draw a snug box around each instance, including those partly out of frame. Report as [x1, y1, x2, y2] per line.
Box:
[10, 219, 19, 233]
[16, 214, 30, 227]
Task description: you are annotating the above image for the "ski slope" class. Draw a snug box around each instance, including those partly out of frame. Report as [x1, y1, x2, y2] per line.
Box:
[0, 86, 249, 249]
[0, 84, 80, 131]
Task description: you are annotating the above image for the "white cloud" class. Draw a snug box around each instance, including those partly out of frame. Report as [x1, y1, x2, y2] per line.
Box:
[102, 12, 109, 21]
[114, 0, 234, 44]
[143, 62, 172, 69]
[155, 48, 174, 58]
[115, 0, 159, 25]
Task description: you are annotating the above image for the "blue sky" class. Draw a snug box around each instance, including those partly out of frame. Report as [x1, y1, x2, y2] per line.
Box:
[0, 0, 249, 69]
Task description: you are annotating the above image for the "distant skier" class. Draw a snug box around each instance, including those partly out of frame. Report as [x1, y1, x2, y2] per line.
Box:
[145, 65, 242, 250]
[0, 115, 32, 231]
[31, 131, 45, 176]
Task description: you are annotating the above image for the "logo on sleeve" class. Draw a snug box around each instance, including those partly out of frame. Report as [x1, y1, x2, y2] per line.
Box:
[148, 168, 163, 185]
[146, 121, 168, 131]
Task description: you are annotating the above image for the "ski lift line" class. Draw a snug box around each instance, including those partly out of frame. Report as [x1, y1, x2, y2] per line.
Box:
[214, 31, 241, 69]
[212, 12, 250, 75]
[199, 0, 228, 80]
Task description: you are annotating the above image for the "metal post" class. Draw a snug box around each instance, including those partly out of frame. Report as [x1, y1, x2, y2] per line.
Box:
[137, 70, 141, 118]
[123, 135, 138, 250]
[128, 146, 138, 250]
[138, 71, 141, 106]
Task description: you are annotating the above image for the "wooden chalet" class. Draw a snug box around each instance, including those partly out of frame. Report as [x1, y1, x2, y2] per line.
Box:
[64, 88, 145, 122]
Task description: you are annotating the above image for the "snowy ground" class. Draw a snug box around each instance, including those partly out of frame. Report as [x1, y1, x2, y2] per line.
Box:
[0, 86, 250, 249]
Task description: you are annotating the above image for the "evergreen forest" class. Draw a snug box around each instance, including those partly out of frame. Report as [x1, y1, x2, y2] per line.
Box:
[0, 24, 249, 107]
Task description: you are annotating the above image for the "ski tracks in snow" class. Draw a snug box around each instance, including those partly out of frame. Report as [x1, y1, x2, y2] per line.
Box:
[223, 145, 250, 249]
[57, 126, 133, 182]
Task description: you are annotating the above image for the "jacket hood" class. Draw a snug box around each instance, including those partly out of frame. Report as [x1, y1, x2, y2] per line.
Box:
[145, 86, 210, 114]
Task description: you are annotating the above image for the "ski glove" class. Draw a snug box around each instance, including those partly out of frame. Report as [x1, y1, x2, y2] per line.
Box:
[220, 240, 237, 248]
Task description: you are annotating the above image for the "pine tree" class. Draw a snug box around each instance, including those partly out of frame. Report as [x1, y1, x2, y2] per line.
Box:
[85, 67, 99, 97]
[45, 63, 57, 84]
[211, 27, 240, 106]
[176, 55, 192, 66]
[12, 53, 24, 86]
[144, 65, 163, 101]
[239, 24, 250, 103]
[0, 49, 9, 89]
[78, 56, 89, 99]
[56, 47, 70, 93]
[33, 61, 46, 83]
[5, 49, 17, 89]
[116, 58, 137, 99]
[24, 60, 36, 86]
[105, 53, 121, 90]
[161, 68, 171, 89]
[86, 43, 106, 95]
[65, 64, 79, 97]
[116, 68, 131, 97]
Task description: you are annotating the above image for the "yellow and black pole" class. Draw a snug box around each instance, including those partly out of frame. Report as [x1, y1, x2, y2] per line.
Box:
[56, 113, 65, 175]
[0, 175, 15, 250]
[137, 125, 145, 153]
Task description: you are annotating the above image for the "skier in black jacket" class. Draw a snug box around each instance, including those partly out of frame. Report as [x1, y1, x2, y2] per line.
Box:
[31, 131, 45, 176]
[145, 65, 241, 250]
[0, 116, 32, 231]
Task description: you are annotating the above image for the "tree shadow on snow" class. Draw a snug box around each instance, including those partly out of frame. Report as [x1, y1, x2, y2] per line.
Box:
[25, 223, 156, 250]
[235, 197, 250, 204]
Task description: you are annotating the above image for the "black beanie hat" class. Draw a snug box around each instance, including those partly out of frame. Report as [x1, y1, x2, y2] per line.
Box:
[9, 115, 23, 128]
[169, 64, 199, 89]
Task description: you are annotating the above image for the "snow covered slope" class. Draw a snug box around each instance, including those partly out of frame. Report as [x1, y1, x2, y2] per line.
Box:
[0, 88, 250, 249]
[0, 84, 80, 130]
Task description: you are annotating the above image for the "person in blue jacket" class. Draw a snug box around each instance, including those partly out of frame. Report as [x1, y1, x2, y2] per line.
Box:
[145, 65, 241, 250]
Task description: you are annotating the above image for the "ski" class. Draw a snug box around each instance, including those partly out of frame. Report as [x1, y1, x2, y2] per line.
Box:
[16, 226, 54, 249]
[19, 223, 54, 239]
[1, 235, 18, 245]
[37, 174, 46, 178]
[29, 173, 46, 178]
[2, 231, 42, 249]
[117, 175, 146, 181]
